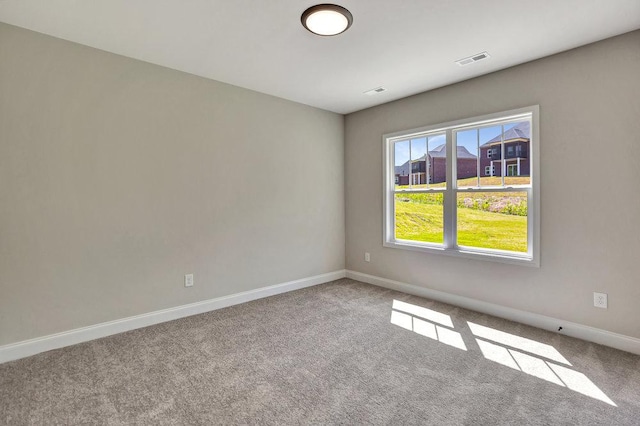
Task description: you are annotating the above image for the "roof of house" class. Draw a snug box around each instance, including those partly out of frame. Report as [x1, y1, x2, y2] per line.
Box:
[480, 121, 530, 147]
[429, 144, 477, 159]
[394, 161, 411, 176]
[394, 145, 477, 174]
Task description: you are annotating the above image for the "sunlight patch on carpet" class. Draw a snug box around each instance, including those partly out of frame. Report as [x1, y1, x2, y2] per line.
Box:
[388, 300, 616, 407]
[468, 321, 570, 365]
[469, 322, 617, 407]
[390, 303, 466, 351]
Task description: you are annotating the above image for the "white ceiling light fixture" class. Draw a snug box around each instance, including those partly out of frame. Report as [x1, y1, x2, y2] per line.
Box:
[301, 4, 353, 36]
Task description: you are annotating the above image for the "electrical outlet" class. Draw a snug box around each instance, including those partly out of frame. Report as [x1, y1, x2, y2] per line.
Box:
[365, 252, 371, 262]
[185, 273, 194, 288]
[593, 292, 607, 309]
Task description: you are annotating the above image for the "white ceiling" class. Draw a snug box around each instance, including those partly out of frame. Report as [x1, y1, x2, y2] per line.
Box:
[1, 0, 639, 114]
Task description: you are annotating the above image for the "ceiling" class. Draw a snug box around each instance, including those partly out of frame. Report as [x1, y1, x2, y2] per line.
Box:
[1, 1, 639, 114]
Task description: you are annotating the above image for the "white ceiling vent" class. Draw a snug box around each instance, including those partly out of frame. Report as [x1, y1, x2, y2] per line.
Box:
[455, 51, 490, 66]
[364, 87, 387, 96]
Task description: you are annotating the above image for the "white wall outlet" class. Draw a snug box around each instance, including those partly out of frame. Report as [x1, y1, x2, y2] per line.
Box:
[185, 273, 194, 288]
[365, 252, 371, 262]
[593, 292, 607, 309]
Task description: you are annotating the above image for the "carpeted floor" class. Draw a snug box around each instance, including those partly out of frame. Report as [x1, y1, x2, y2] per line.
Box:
[1, 278, 639, 425]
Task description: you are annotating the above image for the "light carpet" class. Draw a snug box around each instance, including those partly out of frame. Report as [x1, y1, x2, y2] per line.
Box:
[1, 278, 639, 425]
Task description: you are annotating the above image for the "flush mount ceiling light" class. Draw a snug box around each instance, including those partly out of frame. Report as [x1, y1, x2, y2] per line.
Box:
[301, 4, 353, 36]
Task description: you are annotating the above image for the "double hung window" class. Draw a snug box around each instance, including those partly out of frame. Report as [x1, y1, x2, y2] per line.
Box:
[383, 106, 539, 266]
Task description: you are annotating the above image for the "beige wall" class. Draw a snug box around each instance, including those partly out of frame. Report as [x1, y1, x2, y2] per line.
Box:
[345, 31, 640, 338]
[0, 23, 345, 345]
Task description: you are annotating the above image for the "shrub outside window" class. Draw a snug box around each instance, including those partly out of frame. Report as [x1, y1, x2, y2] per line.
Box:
[383, 106, 540, 266]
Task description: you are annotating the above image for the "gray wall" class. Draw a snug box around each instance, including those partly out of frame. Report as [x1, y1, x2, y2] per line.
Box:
[345, 30, 640, 339]
[0, 23, 345, 346]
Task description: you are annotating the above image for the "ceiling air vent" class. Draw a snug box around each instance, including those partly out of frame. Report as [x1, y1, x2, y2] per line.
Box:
[455, 51, 490, 66]
[364, 87, 387, 96]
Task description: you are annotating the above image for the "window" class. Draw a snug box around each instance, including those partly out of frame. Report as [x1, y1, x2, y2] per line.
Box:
[507, 146, 514, 155]
[484, 165, 495, 176]
[383, 106, 539, 266]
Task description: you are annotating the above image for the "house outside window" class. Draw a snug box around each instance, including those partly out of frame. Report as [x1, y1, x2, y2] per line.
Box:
[383, 106, 539, 266]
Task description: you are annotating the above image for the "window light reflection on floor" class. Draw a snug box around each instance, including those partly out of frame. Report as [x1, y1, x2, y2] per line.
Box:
[468, 321, 571, 365]
[392, 299, 454, 328]
[476, 338, 564, 385]
[469, 322, 617, 406]
[475, 337, 616, 406]
[388, 300, 616, 407]
[390, 302, 466, 351]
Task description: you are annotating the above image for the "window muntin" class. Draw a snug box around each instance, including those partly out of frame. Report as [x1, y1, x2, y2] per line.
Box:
[383, 106, 539, 266]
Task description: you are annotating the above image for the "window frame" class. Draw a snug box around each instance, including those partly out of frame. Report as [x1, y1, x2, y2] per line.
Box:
[485, 165, 495, 176]
[382, 105, 540, 267]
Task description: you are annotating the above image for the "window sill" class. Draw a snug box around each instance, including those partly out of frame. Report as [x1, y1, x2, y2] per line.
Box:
[383, 240, 539, 268]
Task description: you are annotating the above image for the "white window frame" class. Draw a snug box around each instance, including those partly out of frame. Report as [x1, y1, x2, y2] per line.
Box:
[485, 165, 495, 176]
[383, 105, 540, 267]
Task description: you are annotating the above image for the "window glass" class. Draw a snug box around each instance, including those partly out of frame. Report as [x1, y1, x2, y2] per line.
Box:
[456, 129, 479, 188]
[457, 191, 528, 252]
[478, 125, 503, 186]
[427, 134, 447, 188]
[394, 139, 410, 189]
[503, 121, 531, 186]
[410, 137, 427, 187]
[395, 193, 444, 244]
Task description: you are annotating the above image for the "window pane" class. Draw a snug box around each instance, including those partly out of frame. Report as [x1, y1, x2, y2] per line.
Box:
[395, 193, 444, 244]
[457, 191, 527, 253]
[456, 129, 479, 188]
[410, 137, 427, 187]
[478, 125, 503, 186]
[427, 134, 447, 188]
[503, 121, 531, 186]
[394, 140, 410, 188]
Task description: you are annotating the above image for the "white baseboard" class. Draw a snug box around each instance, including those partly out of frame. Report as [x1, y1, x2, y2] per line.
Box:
[346, 270, 640, 356]
[0, 270, 347, 364]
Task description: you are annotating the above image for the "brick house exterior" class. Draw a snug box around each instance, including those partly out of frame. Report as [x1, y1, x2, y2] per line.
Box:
[395, 144, 477, 185]
[479, 121, 530, 177]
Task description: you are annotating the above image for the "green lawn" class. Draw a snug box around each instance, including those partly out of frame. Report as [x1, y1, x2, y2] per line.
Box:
[395, 198, 445, 244]
[395, 197, 527, 252]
